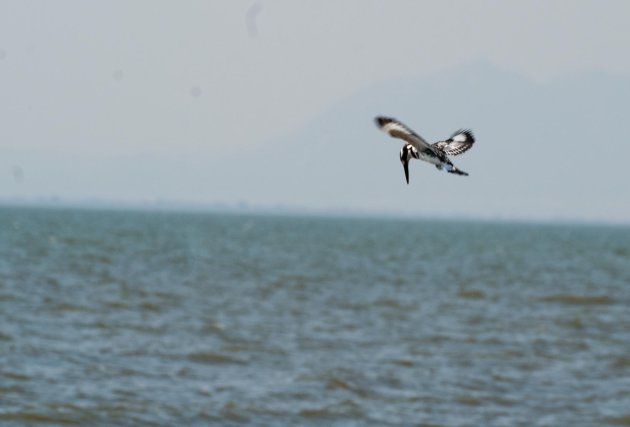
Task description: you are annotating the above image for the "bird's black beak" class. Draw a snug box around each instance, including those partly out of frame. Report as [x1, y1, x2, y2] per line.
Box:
[403, 162, 409, 184]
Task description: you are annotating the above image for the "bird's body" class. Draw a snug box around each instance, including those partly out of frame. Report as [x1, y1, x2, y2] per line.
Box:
[375, 116, 475, 184]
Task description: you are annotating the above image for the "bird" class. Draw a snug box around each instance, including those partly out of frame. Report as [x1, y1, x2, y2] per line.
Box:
[374, 116, 475, 184]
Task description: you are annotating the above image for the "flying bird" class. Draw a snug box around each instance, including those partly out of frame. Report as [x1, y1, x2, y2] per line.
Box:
[374, 116, 475, 184]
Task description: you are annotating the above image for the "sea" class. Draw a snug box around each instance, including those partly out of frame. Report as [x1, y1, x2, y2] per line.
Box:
[0, 206, 628, 426]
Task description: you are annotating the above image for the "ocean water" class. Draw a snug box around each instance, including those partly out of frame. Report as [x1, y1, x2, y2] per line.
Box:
[0, 206, 629, 426]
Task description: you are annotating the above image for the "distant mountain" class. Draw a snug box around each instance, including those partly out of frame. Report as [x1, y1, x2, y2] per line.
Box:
[211, 61, 630, 222]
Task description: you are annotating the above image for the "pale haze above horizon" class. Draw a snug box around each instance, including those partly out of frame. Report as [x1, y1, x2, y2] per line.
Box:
[2, 1, 630, 223]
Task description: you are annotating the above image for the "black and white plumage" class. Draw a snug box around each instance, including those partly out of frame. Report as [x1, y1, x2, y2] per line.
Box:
[374, 116, 475, 184]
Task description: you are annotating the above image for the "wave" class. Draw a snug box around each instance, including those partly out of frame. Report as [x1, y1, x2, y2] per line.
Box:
[537, 294, 613, 305]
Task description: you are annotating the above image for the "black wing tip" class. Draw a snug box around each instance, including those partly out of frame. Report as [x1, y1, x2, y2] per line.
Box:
[374, 116, 396, 128]
[374, 116, 386, 126]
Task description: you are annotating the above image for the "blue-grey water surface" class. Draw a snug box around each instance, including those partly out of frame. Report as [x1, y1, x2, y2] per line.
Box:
[1, 206, 629, 426]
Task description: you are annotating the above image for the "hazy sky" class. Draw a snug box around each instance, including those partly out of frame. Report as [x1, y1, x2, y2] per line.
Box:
[2, 1, 630, 221]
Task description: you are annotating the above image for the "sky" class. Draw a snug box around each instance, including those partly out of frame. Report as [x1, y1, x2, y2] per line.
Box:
[1, 1, 630, 222]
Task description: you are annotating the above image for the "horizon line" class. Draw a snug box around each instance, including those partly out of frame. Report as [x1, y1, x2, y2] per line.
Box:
[1, 197, 628, 228]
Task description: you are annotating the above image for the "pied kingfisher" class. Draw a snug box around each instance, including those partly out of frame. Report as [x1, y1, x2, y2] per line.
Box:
[375, 116, 475, 184]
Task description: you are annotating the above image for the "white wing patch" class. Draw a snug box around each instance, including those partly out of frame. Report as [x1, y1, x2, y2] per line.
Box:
[374, 116, 431, 150]
[380, 120, 411, 137]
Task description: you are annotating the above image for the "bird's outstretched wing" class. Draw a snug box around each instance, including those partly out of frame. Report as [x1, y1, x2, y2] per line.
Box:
[432, 129, 475, 156]
[374, 116, 432, 152]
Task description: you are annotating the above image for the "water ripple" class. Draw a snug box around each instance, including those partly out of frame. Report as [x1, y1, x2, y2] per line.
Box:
[0, 207, 628, 426]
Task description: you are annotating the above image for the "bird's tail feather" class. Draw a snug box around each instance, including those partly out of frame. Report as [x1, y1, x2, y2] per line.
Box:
[447, 165, 468, 176]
